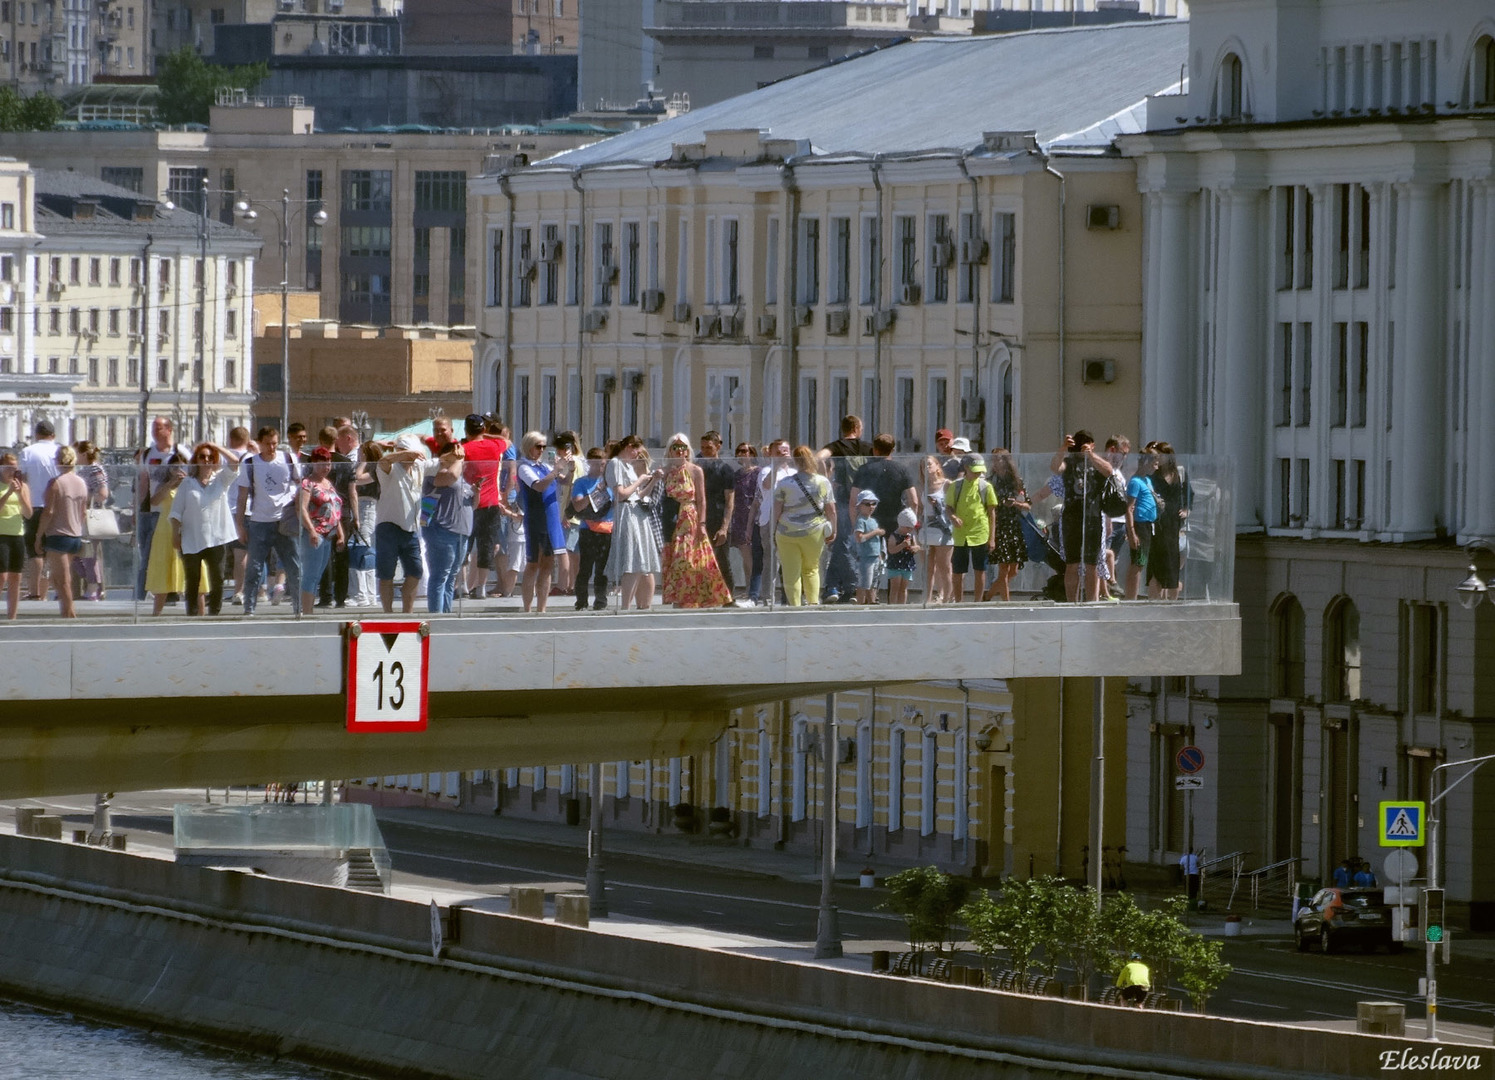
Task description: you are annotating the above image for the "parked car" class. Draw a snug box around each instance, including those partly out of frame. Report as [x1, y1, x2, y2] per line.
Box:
[1295, 887, 1402, 953]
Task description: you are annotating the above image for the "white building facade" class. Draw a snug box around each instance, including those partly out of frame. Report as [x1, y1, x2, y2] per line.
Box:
[1120, 0, 1495, 924]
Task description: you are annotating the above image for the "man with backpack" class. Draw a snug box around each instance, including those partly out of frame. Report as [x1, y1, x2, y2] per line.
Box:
[234, 425, 303, 616]
[947, 454, 998, 604]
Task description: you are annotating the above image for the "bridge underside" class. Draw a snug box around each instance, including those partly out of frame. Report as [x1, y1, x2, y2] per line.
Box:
[0, 603, 1239, 798]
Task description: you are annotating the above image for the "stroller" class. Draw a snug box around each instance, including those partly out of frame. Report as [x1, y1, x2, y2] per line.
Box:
[1020, 511, 1068, 602]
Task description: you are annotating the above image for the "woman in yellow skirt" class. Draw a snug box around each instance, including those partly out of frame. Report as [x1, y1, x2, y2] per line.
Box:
[145, 452, 187, 614]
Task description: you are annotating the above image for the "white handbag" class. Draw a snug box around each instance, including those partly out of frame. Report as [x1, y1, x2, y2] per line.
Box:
[83, 507, 122, 540]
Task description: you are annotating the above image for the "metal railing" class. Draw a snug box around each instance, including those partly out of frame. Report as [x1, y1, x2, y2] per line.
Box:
[1199, 850, 1248, 911]
[1247, 856, 1299, 914]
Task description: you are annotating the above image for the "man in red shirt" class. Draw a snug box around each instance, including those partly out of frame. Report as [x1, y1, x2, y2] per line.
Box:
[461, 413, 508, 598]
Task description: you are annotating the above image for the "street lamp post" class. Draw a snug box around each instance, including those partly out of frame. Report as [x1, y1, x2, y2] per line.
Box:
[196, 175, 208, 443]
[236, 190, 327, 435]
[1424, 752, 1495, 1041]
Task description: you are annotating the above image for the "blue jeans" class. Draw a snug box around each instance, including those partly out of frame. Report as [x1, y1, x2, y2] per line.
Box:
[749, 522, 765, 601]
[135, 510, 158, 600]
[299, 531, 337, 601]
[823, 498, 855, 596]
[423, 524, 467, 613]
[244, 519, 302, 614]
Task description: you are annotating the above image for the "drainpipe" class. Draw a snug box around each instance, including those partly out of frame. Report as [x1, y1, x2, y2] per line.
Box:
[137, 234, 154, 445]
[780, 161, 799, 441]
[870, 155, 885, 434]
[1043, 155, 1066, 439]
[498, 174, 516, 416]
[571, 169, 587, 433]
[957, 152, 980, 443]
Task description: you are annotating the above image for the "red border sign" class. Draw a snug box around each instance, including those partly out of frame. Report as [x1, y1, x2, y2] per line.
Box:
[346, 621, 430, 732]
[1176, 745, 1205, 775]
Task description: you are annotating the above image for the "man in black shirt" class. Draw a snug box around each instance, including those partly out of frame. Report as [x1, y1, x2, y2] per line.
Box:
[850, 434, 917, 539]
[816, 414, 873, 602]
[696, 430, 739, 595]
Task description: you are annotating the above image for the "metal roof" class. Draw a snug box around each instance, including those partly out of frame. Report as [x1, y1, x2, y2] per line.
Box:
[544, 20, 1187, 167]
[32, 169, 263, 245]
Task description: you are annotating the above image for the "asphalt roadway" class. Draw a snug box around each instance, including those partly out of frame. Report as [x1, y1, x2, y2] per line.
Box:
[6, 790, 1494, 1044]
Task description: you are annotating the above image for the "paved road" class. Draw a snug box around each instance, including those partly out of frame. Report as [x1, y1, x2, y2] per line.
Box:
[10, 791, 1495, 1039]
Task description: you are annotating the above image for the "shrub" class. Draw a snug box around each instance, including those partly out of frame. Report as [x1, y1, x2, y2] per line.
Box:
[880, 866, 967, 955]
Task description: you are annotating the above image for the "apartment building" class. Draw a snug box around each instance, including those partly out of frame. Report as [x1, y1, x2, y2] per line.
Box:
[1, 0, 150, 91]
[0, 99, 608, 330]
[403, 0, 578, 56]
[153, 0, 402, 60]
[475, 23, 1185, 456]
[1117, 0, 1495, 923]
[0, 168, 261, 450]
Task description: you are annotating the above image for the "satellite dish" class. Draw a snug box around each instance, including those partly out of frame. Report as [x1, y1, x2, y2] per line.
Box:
[1383, 849, 1418, 886]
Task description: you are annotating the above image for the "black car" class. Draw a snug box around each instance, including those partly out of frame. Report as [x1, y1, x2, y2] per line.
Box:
[1294, 887, 1402, 953]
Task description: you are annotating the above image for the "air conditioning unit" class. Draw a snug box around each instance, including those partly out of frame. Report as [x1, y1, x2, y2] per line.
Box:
[836, 737, 856, 765]
[982, 130, 1036, 153]
[0, 283, 12, 303]
[640, 288, 664, 313]
[793, 304, 812, 327]
[539, 238, 562, 261]
[755, 312, 777, 337]
[157, 333, 170, 348]
[595, 373, 617, 393]
[824, 309, 850, 336]
[899, 283, 921, 305]
[518, 257, 538, 279]
[930, 240, 955, 269]
[47, 282, 64, 299]
[961, 238, 989, 265]
[694, 313, 716, 338]
[225, 283, 237, 298]
[718, 312, 741, 337]
[1086, 204, 1121, 230]
[672, 300, 690, 322]
[581, 309, 607, 332]
[624, 370, 645, 391]
[960, 395, 984, 423]
[1082, 358, 1117, 384]
[863, 309, 896, 335]
[600, 262, 619, 283]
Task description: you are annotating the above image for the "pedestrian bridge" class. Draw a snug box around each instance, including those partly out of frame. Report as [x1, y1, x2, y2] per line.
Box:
[0, 603, 1238, 798]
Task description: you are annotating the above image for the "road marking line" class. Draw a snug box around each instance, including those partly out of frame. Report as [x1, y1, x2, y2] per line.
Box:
[1237, 1000, 1288, 1010]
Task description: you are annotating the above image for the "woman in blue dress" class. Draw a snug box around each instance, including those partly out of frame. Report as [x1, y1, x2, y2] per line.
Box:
[517, 430, 570, 613]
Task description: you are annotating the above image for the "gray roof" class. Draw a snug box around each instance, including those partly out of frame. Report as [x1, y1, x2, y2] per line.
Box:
[32, 168, 262, 246]
[546, 20, 1187, 167]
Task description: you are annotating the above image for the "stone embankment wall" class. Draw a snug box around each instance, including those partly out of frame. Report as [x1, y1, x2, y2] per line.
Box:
[0, 834, 1475, 1080]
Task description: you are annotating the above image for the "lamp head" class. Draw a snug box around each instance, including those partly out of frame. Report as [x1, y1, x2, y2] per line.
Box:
[162, 199, 175, 211]
[242, 209, 258, 222]
[312, 208, 328, 225]
[1456, 565, 1487, 611]
[234, 199, 250, 214]
[972, 729, 994, 753]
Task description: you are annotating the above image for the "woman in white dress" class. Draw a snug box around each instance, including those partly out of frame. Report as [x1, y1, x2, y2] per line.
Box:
[604, 435, 663, 609]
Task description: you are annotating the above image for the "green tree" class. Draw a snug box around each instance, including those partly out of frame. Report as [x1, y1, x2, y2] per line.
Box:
[0, 87, 63, 131]
[1174, 935, 1232, 1014]
[880, 866, 967, 956]
[1055, 885, 1109, 999]
[155, 47, 269, 125]
[960, 875, 1065, 978]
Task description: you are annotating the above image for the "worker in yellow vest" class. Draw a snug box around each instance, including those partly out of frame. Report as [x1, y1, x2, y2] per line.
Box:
[1115, 953, 1151, 1006]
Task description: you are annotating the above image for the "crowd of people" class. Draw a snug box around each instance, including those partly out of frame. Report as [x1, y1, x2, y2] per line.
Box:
[1, 411, 1194, 618]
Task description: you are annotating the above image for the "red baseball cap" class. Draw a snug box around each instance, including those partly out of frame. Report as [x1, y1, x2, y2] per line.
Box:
[935, 428, 954, 442]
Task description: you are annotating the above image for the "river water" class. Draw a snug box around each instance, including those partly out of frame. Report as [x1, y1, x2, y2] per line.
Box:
[0, 1000, 355, 1079]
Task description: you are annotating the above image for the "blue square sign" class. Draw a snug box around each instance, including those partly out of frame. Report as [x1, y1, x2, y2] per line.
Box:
[1379, 801, 1425, 847]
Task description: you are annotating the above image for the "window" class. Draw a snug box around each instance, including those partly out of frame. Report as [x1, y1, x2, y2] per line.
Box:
[958, 212, 978, 303]
[0, 203, 12, 230]
[1296, 322, 1312, 427]
[927, 374, 947, 439]
[832, 375, 850, 425]
[342, 226, 392, 258]
[623, 222, 640, 306]
[225, 358, 236, 387]
[107, 357, 119, 386]
[676, 221, 689, 304]
[926, 213, 949, 303]
[414, 171, 466, 213]
[159, 308, 170, 341]
[720, 219, 737, 304]
[896, 215, 917, 292]
[808, 45, 828, 60]
[342, 170, 392, 212]
[48, 308, 60, 335]
[167, 166, 207, 214]
[1353, 322, 1368, 427]
[540, 224, 560, 306]
[800, 375, 818, 447]
[593, 222, 613, 305]
[0, 307, 10, 333]
[1409, 603, 1441, 714]
[765, 218, 779, 304]
[1214, 52, 1243, 120]
[1271, 594, 1305, 698]
[340, 272, 390, 319]
[226, 310, 238, 339]
[895, 375, 914, 446]
[828, 217, 850, 305]
[647, 220, 660, 293]
[798, 217, 819, 305]
[993, 212, 1016, 302]
[69, 257, 80, 285]
[1471, 35, 1495, 105]
[489, 227, 504, 306]
[1333, 185, 1350, 290]
[68, 308, 80, 335]
[107, 308, 120, 336]
[567, 224, 583, 306]
[1332, 322, 1348, 427]
[108, 258, 121, 286]
[859, 214, 879, 306]
[87, 357, 98, 385]
[513, 226, 533, 307]
[1324, 598, 1361, 703]
[753, 45, 773, 59]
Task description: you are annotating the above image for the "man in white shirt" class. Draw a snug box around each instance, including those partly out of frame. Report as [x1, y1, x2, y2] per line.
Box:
[19, 419, 59, 599]
[136, 415, 190, 600]
[374, 434, 435, 613]
[234, 425, 302, 615]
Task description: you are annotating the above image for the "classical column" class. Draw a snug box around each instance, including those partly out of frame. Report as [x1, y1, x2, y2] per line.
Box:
[1387, 182, 1443, 539]
[1217, 186, 1266, 528]
[1467, 180, 1495, 540]
[1142, 189, 1195, 447]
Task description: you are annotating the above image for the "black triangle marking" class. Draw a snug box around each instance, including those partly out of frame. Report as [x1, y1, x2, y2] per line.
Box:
[380, 633, 400, 653]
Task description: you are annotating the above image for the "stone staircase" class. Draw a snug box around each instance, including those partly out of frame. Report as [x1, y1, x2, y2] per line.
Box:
[345, 848, 389, 894]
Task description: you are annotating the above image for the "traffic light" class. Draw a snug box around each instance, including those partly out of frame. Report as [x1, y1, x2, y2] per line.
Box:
[1421, 887, 1445, 944]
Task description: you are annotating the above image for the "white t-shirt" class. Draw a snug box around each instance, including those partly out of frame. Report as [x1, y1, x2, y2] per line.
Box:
[19, 439, 59, 505]
[756, 460, 794, 526]
[142, 442, 193, 500]
[170, 463, 241, 553]
[375, 457, 438, 533]
[235, 450, 301, 523]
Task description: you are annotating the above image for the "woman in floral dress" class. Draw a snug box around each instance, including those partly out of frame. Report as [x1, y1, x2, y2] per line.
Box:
[984, 449, 1029, 601]
[661, 434, 732, 608]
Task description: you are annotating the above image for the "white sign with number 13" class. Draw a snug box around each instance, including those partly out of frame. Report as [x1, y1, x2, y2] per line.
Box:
[346, 621, 429, 732]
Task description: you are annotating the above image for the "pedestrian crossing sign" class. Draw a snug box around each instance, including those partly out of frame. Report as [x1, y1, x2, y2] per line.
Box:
[1379, 801, 1426, 847]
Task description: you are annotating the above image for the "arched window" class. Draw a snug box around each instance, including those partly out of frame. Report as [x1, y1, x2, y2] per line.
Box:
[1324, 597, 1361, 703]
[1471, 35, 1495, 106]
[1271, 593, 1305, 698]
[1214, 52, 1244, 121]
[999, 361, 1015, 451]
